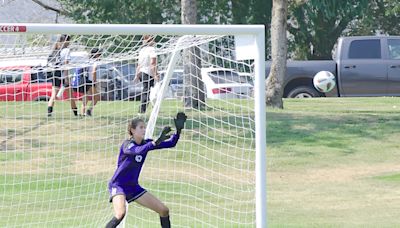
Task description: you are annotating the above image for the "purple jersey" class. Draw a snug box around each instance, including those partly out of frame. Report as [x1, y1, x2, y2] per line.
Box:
[109, 134, 180, 187]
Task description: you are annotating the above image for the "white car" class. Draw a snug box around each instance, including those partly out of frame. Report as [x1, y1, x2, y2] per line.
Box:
[201, 67, 253, 99]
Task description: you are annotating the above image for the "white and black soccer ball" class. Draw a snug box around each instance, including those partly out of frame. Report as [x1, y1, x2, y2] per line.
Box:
[313, 71, 336, 93]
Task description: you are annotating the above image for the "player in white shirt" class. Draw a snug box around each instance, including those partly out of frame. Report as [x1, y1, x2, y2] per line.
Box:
[47, 34, 78, 117]
[134, 35, 159, 113]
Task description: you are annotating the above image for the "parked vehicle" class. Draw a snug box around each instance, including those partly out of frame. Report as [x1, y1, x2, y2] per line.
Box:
[68, 52, 133, 101]
[122, 69, 179, 101]
[238, 72, 254, 86]
[0, 67, 52, 101]
[201, 67, 253, 99]
[268, 36, 400, 98]
[159, 69, 183, 98]
[0, 56, 90, 101]
[90, 63, 255, 101]
[0, 59, 53, 101]
[158, 68, 253, 100]
[96, 64, 131, 101]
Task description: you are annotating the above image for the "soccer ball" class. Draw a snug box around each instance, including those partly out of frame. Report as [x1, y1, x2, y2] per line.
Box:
[313, 71, 336, 93]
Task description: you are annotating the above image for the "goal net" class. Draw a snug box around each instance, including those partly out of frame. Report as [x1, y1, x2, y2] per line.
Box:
[0, 24, 265, 227]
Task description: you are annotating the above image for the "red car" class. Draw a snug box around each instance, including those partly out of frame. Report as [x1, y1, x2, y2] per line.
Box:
[0, 63, 82, 101]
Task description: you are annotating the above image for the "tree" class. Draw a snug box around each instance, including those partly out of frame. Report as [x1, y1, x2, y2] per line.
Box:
[181, 0, 205, 109]
[33, 0, 273, 57]
[288, 0, 369, 60]
[266, 0, 288, 108]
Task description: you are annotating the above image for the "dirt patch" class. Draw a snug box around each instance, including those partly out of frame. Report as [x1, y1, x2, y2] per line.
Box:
[68, 153, 113, 175]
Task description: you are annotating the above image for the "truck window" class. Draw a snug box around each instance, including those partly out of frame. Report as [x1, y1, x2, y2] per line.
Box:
[0, 69, 23, 84]
[388, 39, 400, 60]
[348, 39, 381, 59]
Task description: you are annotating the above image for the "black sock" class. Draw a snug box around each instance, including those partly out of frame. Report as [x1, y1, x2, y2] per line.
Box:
[72, 108, 78, 116]
[105, 216, 122, 228]
[160, 216, 170, 228]
[47, 106, 53, 116]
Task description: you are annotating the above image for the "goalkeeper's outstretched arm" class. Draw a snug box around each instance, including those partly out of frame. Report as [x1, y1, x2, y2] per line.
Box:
[153, 133, 180, 149]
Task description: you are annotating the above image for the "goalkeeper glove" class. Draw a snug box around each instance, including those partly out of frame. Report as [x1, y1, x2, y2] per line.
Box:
[174, 112, 187, 135]
[154, 126, 172, 146]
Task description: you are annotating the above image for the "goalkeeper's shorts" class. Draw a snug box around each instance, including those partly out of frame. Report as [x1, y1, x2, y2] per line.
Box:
[108, 184, 147, 203]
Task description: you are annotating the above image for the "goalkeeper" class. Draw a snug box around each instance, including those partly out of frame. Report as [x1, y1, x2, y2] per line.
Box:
[106, 112, 187, 228]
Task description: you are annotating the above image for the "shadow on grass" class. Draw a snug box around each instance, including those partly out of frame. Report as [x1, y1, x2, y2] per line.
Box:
[266, 111, 400, 155]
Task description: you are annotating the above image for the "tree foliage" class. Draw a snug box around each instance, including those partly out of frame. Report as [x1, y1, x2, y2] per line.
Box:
[347, 0, 400, 36]
[54, 0, 272, 57]
[35, 0, 397, 61]
[288, 0, 369, 60]
[57, 0, 180, 24]
[56, 0, 272, 26]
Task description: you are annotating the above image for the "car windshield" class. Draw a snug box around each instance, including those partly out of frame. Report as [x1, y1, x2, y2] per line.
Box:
[208, 70, 246, 84]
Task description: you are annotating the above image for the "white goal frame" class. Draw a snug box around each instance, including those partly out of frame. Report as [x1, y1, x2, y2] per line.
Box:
[0, 23, 266, 228]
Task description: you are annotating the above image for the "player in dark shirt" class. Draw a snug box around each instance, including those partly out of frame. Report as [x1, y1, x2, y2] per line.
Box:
[106, 112, 187, 228]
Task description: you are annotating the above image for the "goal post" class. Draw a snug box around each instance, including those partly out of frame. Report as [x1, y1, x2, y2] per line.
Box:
[255, 31, 266, 228]
[0, 23, 266, 227]
[145, 35, 187, 139]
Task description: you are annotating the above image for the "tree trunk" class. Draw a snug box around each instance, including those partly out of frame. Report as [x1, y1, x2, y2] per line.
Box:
[181, 0, 205, 109]
[266, 0, 287, 109]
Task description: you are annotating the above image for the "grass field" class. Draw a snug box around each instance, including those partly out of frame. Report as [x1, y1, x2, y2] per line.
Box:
[1, 97, 400, 227]
[267, 97, 400, 227]
[0, 99, 255, 227]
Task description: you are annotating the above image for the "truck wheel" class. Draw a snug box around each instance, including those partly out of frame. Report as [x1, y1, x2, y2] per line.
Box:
[287, 86, 320, 98]
[35, 96, 50, 101]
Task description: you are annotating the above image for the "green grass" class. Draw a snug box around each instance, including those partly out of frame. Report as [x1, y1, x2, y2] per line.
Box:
[2, 97, 400, 227]
[267, 97, 400, 227]
[374, 173, 400, 182]
[0, 99, 255, 227]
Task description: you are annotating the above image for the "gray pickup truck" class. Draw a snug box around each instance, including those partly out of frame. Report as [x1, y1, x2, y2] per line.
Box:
[267, 36, 400, 98]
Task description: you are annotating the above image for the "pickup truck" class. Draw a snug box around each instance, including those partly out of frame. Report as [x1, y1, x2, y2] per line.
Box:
[0, 58, 86, 101]
[267, 36, 400, 98]
[0, 66, 53, 101]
